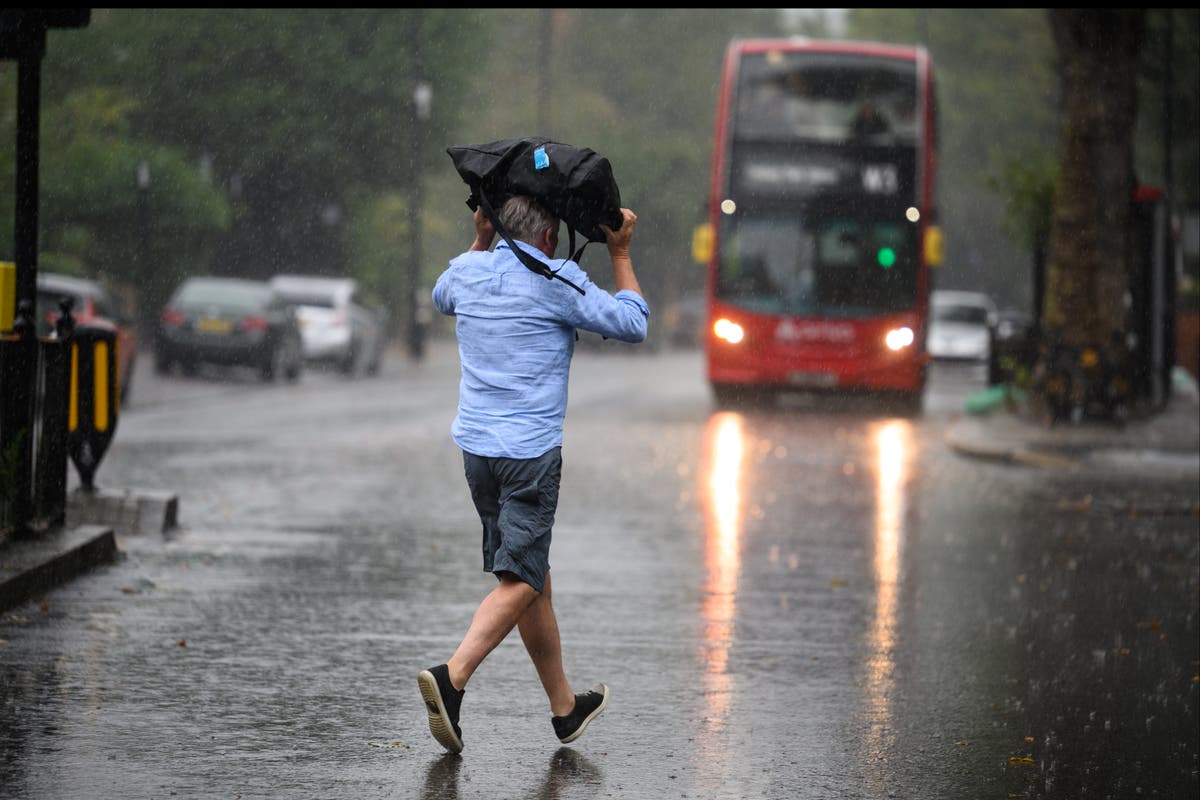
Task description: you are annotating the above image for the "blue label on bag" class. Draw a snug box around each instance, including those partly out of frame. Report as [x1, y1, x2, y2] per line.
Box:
[533, 146, 549, 170]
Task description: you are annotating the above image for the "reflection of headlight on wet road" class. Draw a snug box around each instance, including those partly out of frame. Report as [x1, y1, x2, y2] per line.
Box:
[884, 326, 914, 351]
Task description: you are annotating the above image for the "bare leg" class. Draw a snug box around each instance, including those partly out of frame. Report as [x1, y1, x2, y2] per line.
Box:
[517, 571, 575, 717]
[447, 574, 539, 690]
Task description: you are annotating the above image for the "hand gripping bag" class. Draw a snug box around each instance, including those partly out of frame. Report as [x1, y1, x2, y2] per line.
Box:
[447, 137, 624, 294]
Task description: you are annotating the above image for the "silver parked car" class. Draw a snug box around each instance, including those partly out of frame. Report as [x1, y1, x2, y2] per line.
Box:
[927, 290, 998, 362]
[269, 275, 386, 376]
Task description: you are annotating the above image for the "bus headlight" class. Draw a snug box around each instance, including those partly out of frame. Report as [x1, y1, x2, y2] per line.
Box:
[713, 318, 745, 344]
[885, 326, 914, 351]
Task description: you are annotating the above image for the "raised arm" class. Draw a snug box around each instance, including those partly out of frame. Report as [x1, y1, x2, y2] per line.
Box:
[601, 208, 643, 298]
[469, 206, 496, 252]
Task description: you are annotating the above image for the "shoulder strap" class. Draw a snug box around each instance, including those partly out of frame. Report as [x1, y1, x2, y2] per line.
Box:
[475, 190, 585, 296]
[564, 223, 593, 264]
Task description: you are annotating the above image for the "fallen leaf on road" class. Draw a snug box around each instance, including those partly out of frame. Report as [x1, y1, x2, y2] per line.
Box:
[1009, 757, 1035, 765]
[1057, 495, 1092, 511]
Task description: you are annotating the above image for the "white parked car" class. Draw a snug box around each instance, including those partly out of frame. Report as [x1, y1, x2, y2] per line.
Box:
[927, 290, 998, 362]
[269, 275, 386, 376]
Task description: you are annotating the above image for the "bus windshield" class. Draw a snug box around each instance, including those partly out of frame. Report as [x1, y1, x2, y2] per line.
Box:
[735, 51, 918, 144]
[716, 201, 918, 318]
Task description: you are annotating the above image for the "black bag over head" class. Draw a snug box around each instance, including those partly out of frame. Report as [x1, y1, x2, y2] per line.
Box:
[448, 137, 622, 243]
[447, 137, 623, 294]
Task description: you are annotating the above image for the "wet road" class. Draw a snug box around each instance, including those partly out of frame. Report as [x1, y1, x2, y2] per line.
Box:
[1, 340, 1197, 799]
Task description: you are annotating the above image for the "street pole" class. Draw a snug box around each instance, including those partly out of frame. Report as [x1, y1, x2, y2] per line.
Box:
[136, 161, 150, 331]
[408, 79, 431, 363]
[2, 22, 45, 535]
[0, 10, 89, 535]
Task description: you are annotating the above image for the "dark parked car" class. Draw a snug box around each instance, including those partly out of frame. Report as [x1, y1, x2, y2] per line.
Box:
[155, 277, 303, 382]
[36, 271, 140, 404]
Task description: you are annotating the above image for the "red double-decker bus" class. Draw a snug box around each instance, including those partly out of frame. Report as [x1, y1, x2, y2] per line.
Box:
[697, 38, 942, 408]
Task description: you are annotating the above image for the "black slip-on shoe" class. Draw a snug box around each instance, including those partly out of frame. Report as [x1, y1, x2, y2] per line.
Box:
[418, 664, 465, 753]
[551, 684, 609, 744]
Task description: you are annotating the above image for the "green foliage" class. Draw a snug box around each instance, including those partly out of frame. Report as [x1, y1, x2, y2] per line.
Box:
[346, 190, 409, 309]
[38, 9, 481, 308]
[5, 7, 1193, 340]
[0, 68, 230, 321]
[987, 146, 1058, 250]
[36, 87, 230, 319]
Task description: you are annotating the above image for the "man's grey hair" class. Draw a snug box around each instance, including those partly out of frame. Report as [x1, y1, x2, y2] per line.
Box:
[498, 195, 559, 246]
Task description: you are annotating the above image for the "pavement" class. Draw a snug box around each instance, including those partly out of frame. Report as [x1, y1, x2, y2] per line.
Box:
[944, 367, 1200, 477]
[0, 524, 118, 613]
[0, 487, 177, 613]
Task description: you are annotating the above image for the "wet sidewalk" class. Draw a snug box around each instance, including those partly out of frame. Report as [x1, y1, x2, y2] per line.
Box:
[0, 489, 177, 613]
[945, 369, 1200, 476]
[0, 525, 117, 612]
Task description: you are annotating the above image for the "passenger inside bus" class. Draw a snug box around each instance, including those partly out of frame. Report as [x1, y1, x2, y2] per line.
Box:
[849, 99, 890, 139]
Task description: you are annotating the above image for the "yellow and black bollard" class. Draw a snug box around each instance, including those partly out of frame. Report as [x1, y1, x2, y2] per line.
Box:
[0, 261, 14, 332]
[67, 325, 119, 492]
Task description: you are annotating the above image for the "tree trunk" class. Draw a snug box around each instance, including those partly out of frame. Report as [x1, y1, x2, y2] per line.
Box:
[1037, 9, 1145, 421]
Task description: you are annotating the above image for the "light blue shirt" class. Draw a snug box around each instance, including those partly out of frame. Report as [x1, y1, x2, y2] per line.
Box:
[432, 240, 650, 459]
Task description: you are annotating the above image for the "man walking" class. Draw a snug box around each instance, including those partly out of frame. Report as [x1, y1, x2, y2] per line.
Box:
[419, 195, 648, 754]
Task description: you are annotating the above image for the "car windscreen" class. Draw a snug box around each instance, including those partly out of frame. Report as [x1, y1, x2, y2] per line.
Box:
[933, 304, 990, 325]
[174, 281, 269, 313]
[274, 291, 336, 309]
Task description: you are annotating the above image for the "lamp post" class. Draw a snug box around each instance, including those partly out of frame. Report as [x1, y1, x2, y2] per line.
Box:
[136, 160, 151, 331]
[408, 80, 432, 362]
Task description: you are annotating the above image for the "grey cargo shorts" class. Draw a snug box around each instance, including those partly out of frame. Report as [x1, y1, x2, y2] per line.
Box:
[461, 447, 562, 593]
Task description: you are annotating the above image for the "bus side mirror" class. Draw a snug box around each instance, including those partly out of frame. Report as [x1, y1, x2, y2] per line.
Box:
[924, 224, 944, 267]
[692, 223, 714, 265]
